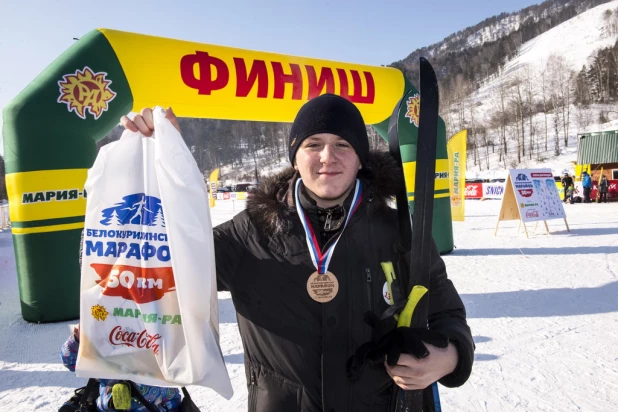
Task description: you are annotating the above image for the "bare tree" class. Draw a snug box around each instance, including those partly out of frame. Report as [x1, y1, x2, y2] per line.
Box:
[552, 110, 561, 156]
[468, 102, 482, 170]
[547, 55, 574, 148]
[575, 106, 592, 135]
[491, 73, 511, 159]
[509, 75, 526, 162]
[539, 60, 551, 151]
[523, 65, 537, 160]
[478, 125, 491, 170]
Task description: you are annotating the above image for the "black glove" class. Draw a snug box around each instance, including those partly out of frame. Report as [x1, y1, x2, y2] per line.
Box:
[346, 312, 449, 380]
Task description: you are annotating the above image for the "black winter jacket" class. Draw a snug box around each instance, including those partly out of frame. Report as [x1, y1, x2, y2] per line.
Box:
[214, 152, 474, 412]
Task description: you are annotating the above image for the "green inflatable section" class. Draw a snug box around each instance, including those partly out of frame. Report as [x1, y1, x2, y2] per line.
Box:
[373, 84, 454, 254]
[2, 30, 133, 322]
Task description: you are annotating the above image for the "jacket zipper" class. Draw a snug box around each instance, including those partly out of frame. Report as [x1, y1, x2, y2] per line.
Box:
[249, 369, 257, 411]
[324, 210, 333, 231]
[366, 268, 374, 312]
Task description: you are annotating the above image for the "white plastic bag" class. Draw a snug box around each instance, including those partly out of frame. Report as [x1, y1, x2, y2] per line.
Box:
[76, 107, 232, 398]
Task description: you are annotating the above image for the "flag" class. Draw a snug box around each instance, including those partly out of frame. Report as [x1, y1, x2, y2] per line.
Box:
[447, 130, 466, 221]
[208, 168, 219, 208]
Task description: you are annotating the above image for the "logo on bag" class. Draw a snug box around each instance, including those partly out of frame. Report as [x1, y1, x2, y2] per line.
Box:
[91, 304, 109, 321]
[91, 264, 176, 303]
[101, 194, 165, 227]
[404, 93, 420, 126]
[57, 66, 116, 120]
[109, 326, 161, 355]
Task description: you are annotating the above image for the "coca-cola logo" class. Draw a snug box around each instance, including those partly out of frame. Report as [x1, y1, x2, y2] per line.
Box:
[465, 183, 482, 198]
[518, 189, 533, 197]
[525, 210, 540, 218]
[109, 325, 161, 355]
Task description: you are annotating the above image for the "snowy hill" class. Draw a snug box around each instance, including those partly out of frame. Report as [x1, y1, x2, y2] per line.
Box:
[476, 1, 618, 100]
[443, 1, 618, 180]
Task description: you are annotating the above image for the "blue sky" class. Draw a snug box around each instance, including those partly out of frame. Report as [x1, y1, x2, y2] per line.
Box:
[0, 0, 540, 149]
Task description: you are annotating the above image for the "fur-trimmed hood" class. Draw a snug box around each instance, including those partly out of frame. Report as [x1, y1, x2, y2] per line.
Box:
[245, 151, 404, 237]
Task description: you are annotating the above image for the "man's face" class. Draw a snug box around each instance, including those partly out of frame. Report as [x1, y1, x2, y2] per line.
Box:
[294, 133, 361, 207]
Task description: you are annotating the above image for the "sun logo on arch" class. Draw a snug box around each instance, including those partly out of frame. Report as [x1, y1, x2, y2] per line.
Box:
[57, 66, 117, 120]
[404, 93, 420, 127]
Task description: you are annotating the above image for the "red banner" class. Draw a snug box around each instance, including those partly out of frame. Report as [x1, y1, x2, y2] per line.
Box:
[591, 180, 618, 200]
[464, 183, 483, 199]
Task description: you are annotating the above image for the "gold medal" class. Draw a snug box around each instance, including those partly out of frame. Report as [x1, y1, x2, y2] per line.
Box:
[307, 271, 339, 303]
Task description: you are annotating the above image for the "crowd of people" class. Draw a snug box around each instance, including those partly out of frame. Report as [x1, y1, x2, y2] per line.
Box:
[561, 171, 611, 204]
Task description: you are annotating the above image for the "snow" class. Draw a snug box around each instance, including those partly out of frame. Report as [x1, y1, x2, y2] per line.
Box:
[1, 198, 618, 411]
[449, 2, 618, 182]
[476, 0, 618, 97]
[466, 14, 522, 49]
[506, 2, 618, 76]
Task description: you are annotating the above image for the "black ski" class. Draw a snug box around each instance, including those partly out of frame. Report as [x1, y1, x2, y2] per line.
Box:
[387, 57, 441, 412]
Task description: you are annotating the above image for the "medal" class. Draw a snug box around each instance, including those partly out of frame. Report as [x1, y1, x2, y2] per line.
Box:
[307, 271, 339, 303]
[294, 179, 362, 303]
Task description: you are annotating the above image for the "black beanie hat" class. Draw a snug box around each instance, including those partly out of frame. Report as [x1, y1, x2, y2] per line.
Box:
[289, 94, 369, 167]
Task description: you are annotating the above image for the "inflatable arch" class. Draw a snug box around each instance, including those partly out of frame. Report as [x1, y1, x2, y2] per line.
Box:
[3, 29, 453, 322]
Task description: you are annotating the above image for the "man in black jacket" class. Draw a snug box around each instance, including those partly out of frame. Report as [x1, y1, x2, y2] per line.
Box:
[561, 173, 574, 203]
[122, 94, 474, 412]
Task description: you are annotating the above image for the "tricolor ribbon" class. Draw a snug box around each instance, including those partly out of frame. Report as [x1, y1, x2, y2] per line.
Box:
[294, 178, 363, 274]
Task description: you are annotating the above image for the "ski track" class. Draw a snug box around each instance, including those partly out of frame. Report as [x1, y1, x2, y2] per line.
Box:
[1, 200, 618, 410]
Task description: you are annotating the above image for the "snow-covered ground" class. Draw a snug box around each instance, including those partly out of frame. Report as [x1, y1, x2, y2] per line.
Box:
[1, 199, 618, 411]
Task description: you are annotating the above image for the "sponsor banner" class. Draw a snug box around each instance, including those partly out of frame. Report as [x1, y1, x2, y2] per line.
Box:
[101, 29, 404, 124]
[214, 192, 249, 201]
[508, 169, 566, 222]
[482, 183, 505, 199]
[464, 183, 482, 199]
[574, 180, 618, 200]
[6, 169, 89, 223]
[447, 130, 466, 221]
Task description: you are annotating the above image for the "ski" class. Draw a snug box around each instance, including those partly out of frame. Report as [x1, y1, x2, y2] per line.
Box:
[387, 57, 441, 412]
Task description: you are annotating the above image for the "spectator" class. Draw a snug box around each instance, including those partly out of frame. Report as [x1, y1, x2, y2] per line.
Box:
[561, 173, 574, 203]
[598, 174, 609, 203]
[581, 172, 593, 203]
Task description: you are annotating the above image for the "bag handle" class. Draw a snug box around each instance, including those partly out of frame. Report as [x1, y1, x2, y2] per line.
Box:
[181, 387, 193, 402]
[78, 378, 100, 411]
[127, 381, 194, 412]
[127, 381, 158, 412]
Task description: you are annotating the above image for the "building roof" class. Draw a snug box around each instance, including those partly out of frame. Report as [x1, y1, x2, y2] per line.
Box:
[577, 130, 618, 164]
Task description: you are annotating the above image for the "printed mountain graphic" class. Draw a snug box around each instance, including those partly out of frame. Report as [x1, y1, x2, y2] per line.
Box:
[100, 193, 165, 227]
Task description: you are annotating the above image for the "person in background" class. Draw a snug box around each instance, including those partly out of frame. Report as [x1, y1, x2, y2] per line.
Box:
[598, 174, 609, 203]
[582, 171, 593, 203]
[561, 173, 574, 203]
[61, 328, 181, 411]
[564, 184, 575, 204]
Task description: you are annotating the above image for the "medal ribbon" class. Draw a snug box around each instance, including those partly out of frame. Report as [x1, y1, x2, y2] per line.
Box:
[294, 178, 363, 274]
